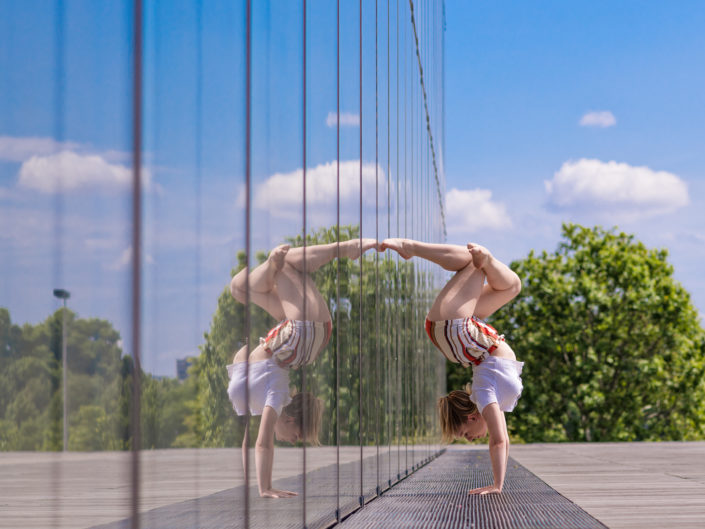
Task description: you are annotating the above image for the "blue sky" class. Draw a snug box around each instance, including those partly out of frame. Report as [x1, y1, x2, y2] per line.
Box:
[444, 0, 705, 323]
[1, 1, 703, 376]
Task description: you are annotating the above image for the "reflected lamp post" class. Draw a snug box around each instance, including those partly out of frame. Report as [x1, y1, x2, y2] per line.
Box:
[53, 288, 71, 451]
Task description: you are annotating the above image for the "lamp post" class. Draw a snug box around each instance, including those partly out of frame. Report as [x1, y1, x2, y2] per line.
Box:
[53, 288, 71, 451]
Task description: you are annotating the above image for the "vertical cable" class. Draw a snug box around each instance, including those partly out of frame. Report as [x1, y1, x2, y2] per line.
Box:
[302, 0, 308, 523]
[386, 0, 391, 488]
[243, 0, 252, 526]
[374, 0, 380, 497]
[130, 0, 143, 528]
[193, 3, 203, 525]
[53, 0, 65, 348]
[394, 0, 400, 482]
[335, 0, 341, 520]
[358, 0, 364, 506]
[397, 0, 408, 470]
[406, 0, 412, 472]
[51, 2, 65, 525]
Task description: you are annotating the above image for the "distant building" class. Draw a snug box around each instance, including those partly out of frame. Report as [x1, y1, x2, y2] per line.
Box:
[176, 358, 192, 381]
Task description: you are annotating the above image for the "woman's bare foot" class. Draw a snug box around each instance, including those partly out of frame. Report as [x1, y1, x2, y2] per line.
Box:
[467, 243, 491, 269]
[379, 238, 412, 259]
[340, 238, 379, 260]
[268, 244, 290, 271]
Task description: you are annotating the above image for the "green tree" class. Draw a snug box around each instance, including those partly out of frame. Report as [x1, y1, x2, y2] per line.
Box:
[0, 308, 129, 450]
[140, 374, 196, 449]
[461, 224, 705, 442]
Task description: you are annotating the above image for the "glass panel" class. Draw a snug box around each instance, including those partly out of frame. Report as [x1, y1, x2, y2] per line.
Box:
[360, 0, 382, 503]
[1, 3, 447, 529]
[1, 2, 133, 528]
[247, 1, 305, 527]
[337, 0, 362, 519]
[302, 1, 339, 528]
[140, 1, 248, 528]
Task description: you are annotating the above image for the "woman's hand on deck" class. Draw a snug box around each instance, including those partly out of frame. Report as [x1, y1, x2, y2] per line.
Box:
[260, 488, 298, 499]
[468, 485, 502, 495]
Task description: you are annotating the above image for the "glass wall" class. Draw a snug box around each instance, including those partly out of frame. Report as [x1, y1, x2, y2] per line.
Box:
[0, 1, 446, 528]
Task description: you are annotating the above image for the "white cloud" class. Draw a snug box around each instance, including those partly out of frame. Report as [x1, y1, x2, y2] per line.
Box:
[108, 246, 155, 271]
[579, 111, 616, 128]
[326, 112, 360, 128]
[249, 159, 384, 217]
[545, 158, 689, 217]
[0, 135, 81, 162]
[445, 188, 512, 234]
[17, 150, 152, 193]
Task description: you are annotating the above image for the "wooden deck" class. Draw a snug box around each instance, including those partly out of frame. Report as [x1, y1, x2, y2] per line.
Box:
[511, 442, 705, 529]
[1, 442, 703, 529]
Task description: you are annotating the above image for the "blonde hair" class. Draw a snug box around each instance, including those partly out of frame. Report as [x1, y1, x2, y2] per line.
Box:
[282, 392, 323, 446]
[437, 383, 478, 443]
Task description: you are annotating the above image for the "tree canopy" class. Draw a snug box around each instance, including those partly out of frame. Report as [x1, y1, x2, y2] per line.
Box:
[449, 224, 705, 442]
[0, 308, 194, 451]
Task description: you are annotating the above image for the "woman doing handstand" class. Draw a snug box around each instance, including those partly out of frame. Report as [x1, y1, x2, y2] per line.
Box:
[228, 239, 377, 498]
[380, 239, 522, 495]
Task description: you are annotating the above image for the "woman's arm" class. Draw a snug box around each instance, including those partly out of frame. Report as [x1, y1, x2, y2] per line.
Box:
[254, 406, 297, 498]
[468, 403, 508, 495]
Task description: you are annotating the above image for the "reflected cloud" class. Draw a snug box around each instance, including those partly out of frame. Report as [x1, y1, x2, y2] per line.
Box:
[325, 112, 360, 128]
[247, 160, 385, 219]
[108, 246, 156, 271]
[0, 135, 81, 162]
[1, 135, 152, 194]
[18, 150, 152, 193]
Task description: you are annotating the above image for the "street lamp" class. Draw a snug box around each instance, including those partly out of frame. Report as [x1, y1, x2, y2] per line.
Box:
[53, 288, 71, 452]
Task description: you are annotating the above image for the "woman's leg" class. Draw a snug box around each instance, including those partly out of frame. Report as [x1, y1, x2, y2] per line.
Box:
[229, 245, 288, 320]
[272, 262, 331, 322]
[380, 238, 472, 271]
[426, 261, 486, 321]
[381, 239, 520, 321]
[381, 238, 485, 321]
[468, 243, 521, 320]
[274, 239, 376, 321]
[284, 238, 377, 273]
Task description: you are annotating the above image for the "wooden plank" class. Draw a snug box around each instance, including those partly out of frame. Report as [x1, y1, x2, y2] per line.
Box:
[511, 442, 705, 529]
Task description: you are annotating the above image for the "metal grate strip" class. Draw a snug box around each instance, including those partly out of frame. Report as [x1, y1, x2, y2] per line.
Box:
[340, 449, 608, 529]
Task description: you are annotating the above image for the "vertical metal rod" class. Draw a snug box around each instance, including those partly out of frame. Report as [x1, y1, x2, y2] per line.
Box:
[61, 299, 67, 451]
[335, 0, 341, 522]
[374, 0, 380, 496]
[302, 0, 308, 524]
[130, 0, 143, 527]
[358, 0, 364, 504]
[193, 2, 203, 525]
[51, 4, 66, 526]
[395, 0, 400, 483]
[402, 0, 407, 476]
[386, 0, 391, 487]
[244, 0, 252, 527]
[335, 0, 341, 518]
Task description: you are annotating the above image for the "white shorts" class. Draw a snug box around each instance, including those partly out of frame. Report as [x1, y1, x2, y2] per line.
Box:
[226, 358, 291, 416]
[470, 356, 524, 414]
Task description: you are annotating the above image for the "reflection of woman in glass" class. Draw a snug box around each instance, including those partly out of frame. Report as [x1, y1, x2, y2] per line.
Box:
[227, 239, 377, 498]
[380, 239, 523, 496]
